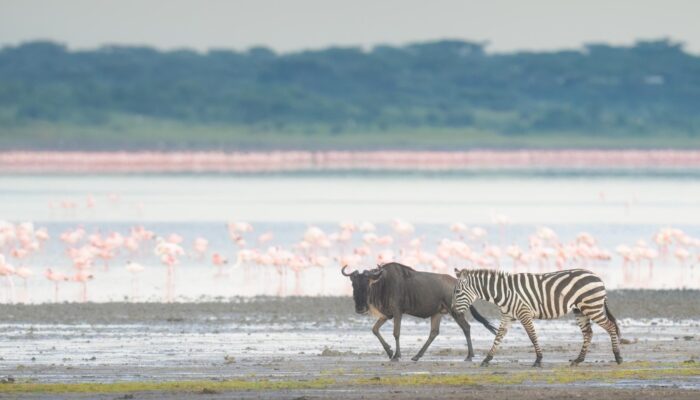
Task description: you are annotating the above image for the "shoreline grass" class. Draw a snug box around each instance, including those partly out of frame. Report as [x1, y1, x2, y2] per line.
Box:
[1, 117, 699, 151]
[1, 361, 697, 394]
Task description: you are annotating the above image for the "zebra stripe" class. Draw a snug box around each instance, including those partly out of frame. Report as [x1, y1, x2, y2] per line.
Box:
[452, 268, 622, 367]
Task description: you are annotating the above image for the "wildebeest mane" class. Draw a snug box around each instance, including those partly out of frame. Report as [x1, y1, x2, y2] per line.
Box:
[368, 262, 417, 315]
[378, 262, 416, 278]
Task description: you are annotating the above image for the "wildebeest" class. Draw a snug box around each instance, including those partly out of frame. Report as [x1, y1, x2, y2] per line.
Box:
[342, 262, 497, 361]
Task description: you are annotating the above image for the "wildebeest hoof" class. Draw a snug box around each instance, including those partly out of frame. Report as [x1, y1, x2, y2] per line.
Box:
[464, 356, 473, 362]
[386, 350, 394, 359]
[391, 356, 401, 362]
[411, 355, 420, 362]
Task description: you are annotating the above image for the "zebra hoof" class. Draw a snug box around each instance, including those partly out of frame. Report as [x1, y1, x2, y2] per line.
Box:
[480, 360, 490, 367]
[615, 355, 623, 365]
[532, 361, 542, 368]
[569, 358, 584, 366]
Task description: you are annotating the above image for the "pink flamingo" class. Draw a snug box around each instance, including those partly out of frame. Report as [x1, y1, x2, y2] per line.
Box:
[675, 248, 691, 267]
[167, 233, 184, 244]
[258, 232, 274, 245]
[483, 245, 502, 267]
[228, 221, 253, 247]
[86, 194, 96, 209]
[124, 236, 140, 254]
[289, 256, 307, 295]
[10, 247, 30, 264]
[450, 222, 468, 239]
[491, 214, 511, 243]
[35, 227, 50, 244]
[15, 266, 34, 303]
[125, 261, 145, 300]
[359, 221, 376, 232]
[211, 252, 228, 276]
[0, 256, 16, 303]
[71, 271, 93, 302]
[469, 227, 487, 242]
[155, 238, 184, 302]
[60, 227, 85, 246]
[44, 268, 68, 303]
[192, 237, 209, 258]
[506, 245, 525, 271]
[160, 253, 178, 301]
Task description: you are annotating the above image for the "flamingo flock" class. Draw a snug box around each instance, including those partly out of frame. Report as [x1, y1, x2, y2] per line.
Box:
[2, 150, 700, 173]
[0, 217, 699, 304]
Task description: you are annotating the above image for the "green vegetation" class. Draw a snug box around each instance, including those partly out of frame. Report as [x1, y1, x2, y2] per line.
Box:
[1, 39, 699, 149]
[0, 377, 336, 394]
[1, 117, 698, 150]
[1, 361, 697, 394]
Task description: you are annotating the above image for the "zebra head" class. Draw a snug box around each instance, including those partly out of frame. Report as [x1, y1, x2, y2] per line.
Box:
[452, 268, 479, 315]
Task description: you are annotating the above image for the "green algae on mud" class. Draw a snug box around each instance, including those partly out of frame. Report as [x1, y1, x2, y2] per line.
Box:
[354, 361, 700, 387]
[1, 362, 698, 394]
[0, 378, 337, 394]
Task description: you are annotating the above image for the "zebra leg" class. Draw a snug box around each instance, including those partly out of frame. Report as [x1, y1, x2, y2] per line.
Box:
[372, 316, 393, 359]
[391, 313, 402, 361]
[450, 309, 475, 361]
[517, 313, 543, 367]
[411, 314, 442, 361]
[481, 314, 512, 367]
[587, 308, 623, 365]
[570, 310, 593, 366]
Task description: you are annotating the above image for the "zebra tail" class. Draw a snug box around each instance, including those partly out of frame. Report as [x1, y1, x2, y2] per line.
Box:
[604, 299, 621, 339]
[469, 305, 498, 335]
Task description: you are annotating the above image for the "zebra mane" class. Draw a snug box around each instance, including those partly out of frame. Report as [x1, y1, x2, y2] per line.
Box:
[459, 269, 510, 279]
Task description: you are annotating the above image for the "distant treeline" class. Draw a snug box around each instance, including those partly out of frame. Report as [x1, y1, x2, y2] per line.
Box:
[1, 39, 699, 137]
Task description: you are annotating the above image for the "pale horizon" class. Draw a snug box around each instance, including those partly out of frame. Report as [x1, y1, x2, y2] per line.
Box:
[1, 0, 699, 54]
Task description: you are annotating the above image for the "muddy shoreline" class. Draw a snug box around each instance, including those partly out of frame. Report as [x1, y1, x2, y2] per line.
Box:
[1, 290, 699, 399]
[0, 290, 699, 325]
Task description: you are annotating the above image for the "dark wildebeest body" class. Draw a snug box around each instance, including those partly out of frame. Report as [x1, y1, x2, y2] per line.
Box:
[343, 262, 496, 361]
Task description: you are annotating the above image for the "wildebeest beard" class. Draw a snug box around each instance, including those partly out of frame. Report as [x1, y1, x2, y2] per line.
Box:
[345, 267, 383, 314]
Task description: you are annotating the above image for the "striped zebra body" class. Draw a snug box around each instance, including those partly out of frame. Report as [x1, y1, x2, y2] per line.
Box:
[452, 268, 622, 367]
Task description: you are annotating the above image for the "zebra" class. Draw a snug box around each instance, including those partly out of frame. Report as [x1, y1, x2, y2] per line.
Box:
[452, 268, 622, 367]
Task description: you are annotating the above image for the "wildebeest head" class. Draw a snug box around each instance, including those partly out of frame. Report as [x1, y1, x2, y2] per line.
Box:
[342, 265, 384, 314]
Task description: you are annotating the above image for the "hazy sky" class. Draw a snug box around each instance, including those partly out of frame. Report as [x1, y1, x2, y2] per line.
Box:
[1, 0, 699, 54]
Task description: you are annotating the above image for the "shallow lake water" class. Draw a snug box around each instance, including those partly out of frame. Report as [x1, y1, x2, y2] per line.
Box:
[0, 173, 699, 302]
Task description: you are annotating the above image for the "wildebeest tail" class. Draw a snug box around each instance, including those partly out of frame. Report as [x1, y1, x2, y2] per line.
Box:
[604, 299, 621, 339]
[469, 305, 497, 335]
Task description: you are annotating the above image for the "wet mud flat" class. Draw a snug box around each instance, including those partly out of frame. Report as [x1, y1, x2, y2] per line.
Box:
[0, 290, 699, 399]
[1, 290, 699, 325]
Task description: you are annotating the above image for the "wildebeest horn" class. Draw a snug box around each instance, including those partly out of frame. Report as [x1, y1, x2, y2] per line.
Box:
[368, 268, 384, 279]
[454, 268, 462, 277]
[341, 265, 353, 276]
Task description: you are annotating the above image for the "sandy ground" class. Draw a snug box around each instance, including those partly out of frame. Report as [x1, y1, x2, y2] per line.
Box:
[0, 290, 699, 399]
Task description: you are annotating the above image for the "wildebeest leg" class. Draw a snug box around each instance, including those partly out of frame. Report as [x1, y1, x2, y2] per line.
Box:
[451, 309, 474, 361]
[372, 317, 393, 359]
[411, 313, 442, 361]
[391, 313, 402, 361]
